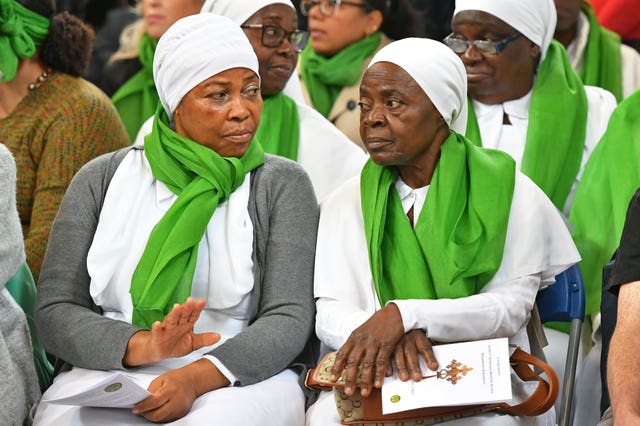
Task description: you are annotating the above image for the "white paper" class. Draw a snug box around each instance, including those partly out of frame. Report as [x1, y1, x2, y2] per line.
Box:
[381, 338, 512, 414]
[43, 372, 151, 409]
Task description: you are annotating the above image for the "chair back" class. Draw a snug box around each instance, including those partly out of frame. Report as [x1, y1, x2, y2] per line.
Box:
[535, 263, 586, 426]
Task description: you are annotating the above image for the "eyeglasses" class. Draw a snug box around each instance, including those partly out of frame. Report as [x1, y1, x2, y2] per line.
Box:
[241, 24, 309, 53]
[443, 32, 523, 56]
[300, 0, 371, 17]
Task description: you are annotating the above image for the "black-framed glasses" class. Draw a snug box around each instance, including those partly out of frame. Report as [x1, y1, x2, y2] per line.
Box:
[443, 32, 523, 55]
[300, 0, 371, 17]
[241, 24, 309, 53]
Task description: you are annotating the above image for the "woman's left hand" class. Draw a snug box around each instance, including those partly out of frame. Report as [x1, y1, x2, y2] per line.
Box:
[132, 358, 230, 422]
[330, 303, 404, 397]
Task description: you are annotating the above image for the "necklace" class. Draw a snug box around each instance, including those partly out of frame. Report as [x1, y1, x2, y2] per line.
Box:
[28, 68, 53, 91]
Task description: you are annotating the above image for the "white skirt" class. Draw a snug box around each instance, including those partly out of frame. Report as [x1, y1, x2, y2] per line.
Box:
[35, 367, 304, 426]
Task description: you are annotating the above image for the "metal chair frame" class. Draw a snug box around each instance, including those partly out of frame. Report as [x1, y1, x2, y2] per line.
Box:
[535, 264, 586, 426]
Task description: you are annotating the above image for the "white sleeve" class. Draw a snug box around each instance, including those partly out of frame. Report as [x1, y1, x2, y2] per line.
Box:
[201, 355, 237, 386]
[390, 274, 540, 342]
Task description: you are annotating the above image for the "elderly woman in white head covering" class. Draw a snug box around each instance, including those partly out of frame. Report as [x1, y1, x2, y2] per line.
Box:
[34, 13, 318, 425]
[448, 0, 617, 318]
[306, 37, 579, 426]
[191, 0, 367, 200]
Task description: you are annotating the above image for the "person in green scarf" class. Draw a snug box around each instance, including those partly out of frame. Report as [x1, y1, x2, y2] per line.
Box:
[307, 37, 579, 426]
[104, 0, 205, 141]
[0, 0, 129, 282]
[198, 0, 367, 200]
[34, 14, 318, 425]
[554, 0, 640, 102]
[298, 0, 412, 148]
[450, 0, 618, 322]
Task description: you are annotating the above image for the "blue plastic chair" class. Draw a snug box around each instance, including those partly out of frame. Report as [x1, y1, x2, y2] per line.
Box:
[535, 264, 586, 426]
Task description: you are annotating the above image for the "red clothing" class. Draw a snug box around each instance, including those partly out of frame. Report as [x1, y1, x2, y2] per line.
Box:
[591, 0, 640, 39]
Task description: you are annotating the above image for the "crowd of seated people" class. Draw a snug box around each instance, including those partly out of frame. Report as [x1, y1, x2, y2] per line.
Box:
[1, 0, 639, 425]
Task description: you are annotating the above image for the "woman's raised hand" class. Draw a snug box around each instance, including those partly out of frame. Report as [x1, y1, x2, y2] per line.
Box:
[124, 297, 220, 367]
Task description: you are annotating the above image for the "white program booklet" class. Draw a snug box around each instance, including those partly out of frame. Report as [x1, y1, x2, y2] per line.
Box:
[381, 337, 512, 414]
[43, 372, 151, 409]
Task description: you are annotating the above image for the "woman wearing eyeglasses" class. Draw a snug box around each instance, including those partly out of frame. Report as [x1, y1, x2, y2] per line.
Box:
[447, 0, 618, 413]
[195, 0, 367, 201]
[297, 0, 411, 148]
[99, 0, 204, 141]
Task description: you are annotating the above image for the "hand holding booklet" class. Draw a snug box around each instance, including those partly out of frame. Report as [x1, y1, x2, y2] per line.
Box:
[42, 370, 151, 409]
[381, 337, 512, 414]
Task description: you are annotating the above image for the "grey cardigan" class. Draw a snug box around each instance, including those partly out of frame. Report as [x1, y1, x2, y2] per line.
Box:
[0, 144, 40, 425]
[35, 147, 319, 386]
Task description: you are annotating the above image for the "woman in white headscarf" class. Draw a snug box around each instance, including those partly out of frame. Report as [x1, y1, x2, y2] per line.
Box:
[306, 37, 579, 426]
[196, 0, 368, 200]
[34, 13, 317, 425]
[448, 0, 617, 324]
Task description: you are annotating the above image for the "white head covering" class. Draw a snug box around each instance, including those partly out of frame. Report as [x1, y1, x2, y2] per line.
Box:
[153, 14, 260, 118]
[368, 38, 468, 134]
[454, 0, 556, 60]
[200, 0, 295, 25]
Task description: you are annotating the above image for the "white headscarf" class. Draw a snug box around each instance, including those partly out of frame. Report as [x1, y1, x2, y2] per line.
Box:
[200, 0, 294, 25]
[454, 0, 556, 60]
[368, 38, 468, 134]
[153, 13, 260, 118]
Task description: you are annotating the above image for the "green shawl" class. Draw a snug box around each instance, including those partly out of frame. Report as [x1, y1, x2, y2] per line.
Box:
[0, 0, 49, 82]
[112, 34, 159, 142]
[130, 107, 265, 328]
[569, 89, 640, 315]
[466, 40, 588, 211]
[361, 132, 515, 305]
[580, 3, 623, 102]
[255, 92, 300, 160]
[300, 32, 381, 117]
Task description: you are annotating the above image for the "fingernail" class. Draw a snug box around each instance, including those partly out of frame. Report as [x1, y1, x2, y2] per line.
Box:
[375, 380, 381, 387]
[330, 374, 337, 381]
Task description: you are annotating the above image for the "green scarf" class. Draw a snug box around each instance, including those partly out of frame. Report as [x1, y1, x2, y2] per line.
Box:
[466, 40, 588, 211]
[581, 3, 623, 102]
[569, 89, 640, 316]
[255, 92, 300, 160]
[361, 132, 515, 305]
[0, 0, 49, 82]
[112, 34, 159, 142]
[300, 32, 381, 117]
[130, 107, 265, 328]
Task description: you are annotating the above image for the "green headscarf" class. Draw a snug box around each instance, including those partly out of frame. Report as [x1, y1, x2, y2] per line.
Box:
[361, 132, 515, 305]
[130, 107, 265, 328]
[569, 88, 640, 315]
[255, 92, 300, 160]
[300, 32, 381, 117]
[112, 34, 159, 141]
[0, 0, 50, 82]
[466, 40, 588, 211]
[580, 2, 623, 102]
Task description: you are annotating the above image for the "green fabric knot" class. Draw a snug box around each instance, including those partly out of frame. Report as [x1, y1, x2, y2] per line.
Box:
[0, 0, 50, 82]
[300, 32, 381, 117]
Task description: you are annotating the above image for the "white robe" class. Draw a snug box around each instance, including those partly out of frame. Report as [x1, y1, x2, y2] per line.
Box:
[567, 11, 640, 100]
[307, 171, 580, 425]
[472, 85, 616, 215]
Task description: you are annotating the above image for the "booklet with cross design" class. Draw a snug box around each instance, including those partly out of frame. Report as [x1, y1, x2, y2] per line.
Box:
[381, 337, 513, 414]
